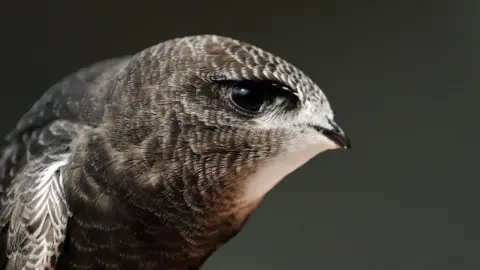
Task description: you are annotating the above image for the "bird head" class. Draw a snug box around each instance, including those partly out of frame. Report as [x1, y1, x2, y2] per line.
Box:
[105, 34, 350, 209]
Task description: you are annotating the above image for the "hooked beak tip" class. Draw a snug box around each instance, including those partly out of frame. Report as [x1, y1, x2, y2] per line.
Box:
[322, 128, 351, 150]
[309, 119, 351, 150]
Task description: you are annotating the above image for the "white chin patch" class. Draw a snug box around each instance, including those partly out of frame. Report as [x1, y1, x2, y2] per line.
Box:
[241, 136, 338, 203]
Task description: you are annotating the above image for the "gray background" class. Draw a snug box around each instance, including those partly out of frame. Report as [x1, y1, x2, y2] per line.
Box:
[1, 0, 478, 269]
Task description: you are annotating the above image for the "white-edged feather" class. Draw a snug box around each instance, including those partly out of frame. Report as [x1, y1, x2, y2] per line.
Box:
[4, 149, 70, 270]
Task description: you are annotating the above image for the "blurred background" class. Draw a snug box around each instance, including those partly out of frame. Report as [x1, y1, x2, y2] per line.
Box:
[1, 0, 478, 269]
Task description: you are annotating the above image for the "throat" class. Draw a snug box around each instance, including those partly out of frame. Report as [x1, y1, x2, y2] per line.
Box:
[241, 143, 328, 203]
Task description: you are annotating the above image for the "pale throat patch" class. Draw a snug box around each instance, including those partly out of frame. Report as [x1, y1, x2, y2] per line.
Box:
[241, 136, 338, 203]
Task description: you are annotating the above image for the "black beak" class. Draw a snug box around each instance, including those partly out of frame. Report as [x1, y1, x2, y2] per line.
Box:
[309, 120, 351, 149]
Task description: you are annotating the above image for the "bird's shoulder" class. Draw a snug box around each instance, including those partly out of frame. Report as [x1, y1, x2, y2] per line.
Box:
[0, 56, 130, 269]
[0, 56, 131, 195]
[0, 120, 93, 269]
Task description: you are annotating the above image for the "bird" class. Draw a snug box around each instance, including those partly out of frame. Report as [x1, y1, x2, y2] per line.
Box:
[0, 34, 350, 270]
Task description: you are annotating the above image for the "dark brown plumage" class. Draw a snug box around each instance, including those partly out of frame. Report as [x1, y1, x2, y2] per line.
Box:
[0, 35, 349, 269]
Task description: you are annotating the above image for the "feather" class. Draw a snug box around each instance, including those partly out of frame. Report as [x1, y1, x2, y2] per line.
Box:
[4, 148, 70, 269]
[0, 57, 129, 269]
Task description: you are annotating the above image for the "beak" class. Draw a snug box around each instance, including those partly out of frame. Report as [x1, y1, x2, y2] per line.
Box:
[309, 119, 351, 149]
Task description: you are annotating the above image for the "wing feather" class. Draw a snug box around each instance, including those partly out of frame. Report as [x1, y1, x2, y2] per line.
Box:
[5, 148, 70, 270]
[0, 57, 127, 269]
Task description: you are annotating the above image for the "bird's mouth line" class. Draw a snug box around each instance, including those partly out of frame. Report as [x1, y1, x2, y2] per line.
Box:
[307, 124, 351, 149]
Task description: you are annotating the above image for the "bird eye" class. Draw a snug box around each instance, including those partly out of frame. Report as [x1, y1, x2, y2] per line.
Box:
[230, 86, 273, 113]
[214, 80, 298, 116]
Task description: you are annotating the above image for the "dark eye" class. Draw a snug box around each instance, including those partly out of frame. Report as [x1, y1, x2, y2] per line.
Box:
[230, 85, 274, 113]
[214, 80, 298, 116]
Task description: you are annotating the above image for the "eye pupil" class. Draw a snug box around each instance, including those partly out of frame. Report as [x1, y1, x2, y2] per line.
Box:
[223, 80, 298, 115]
[231, 87, 267, 113]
